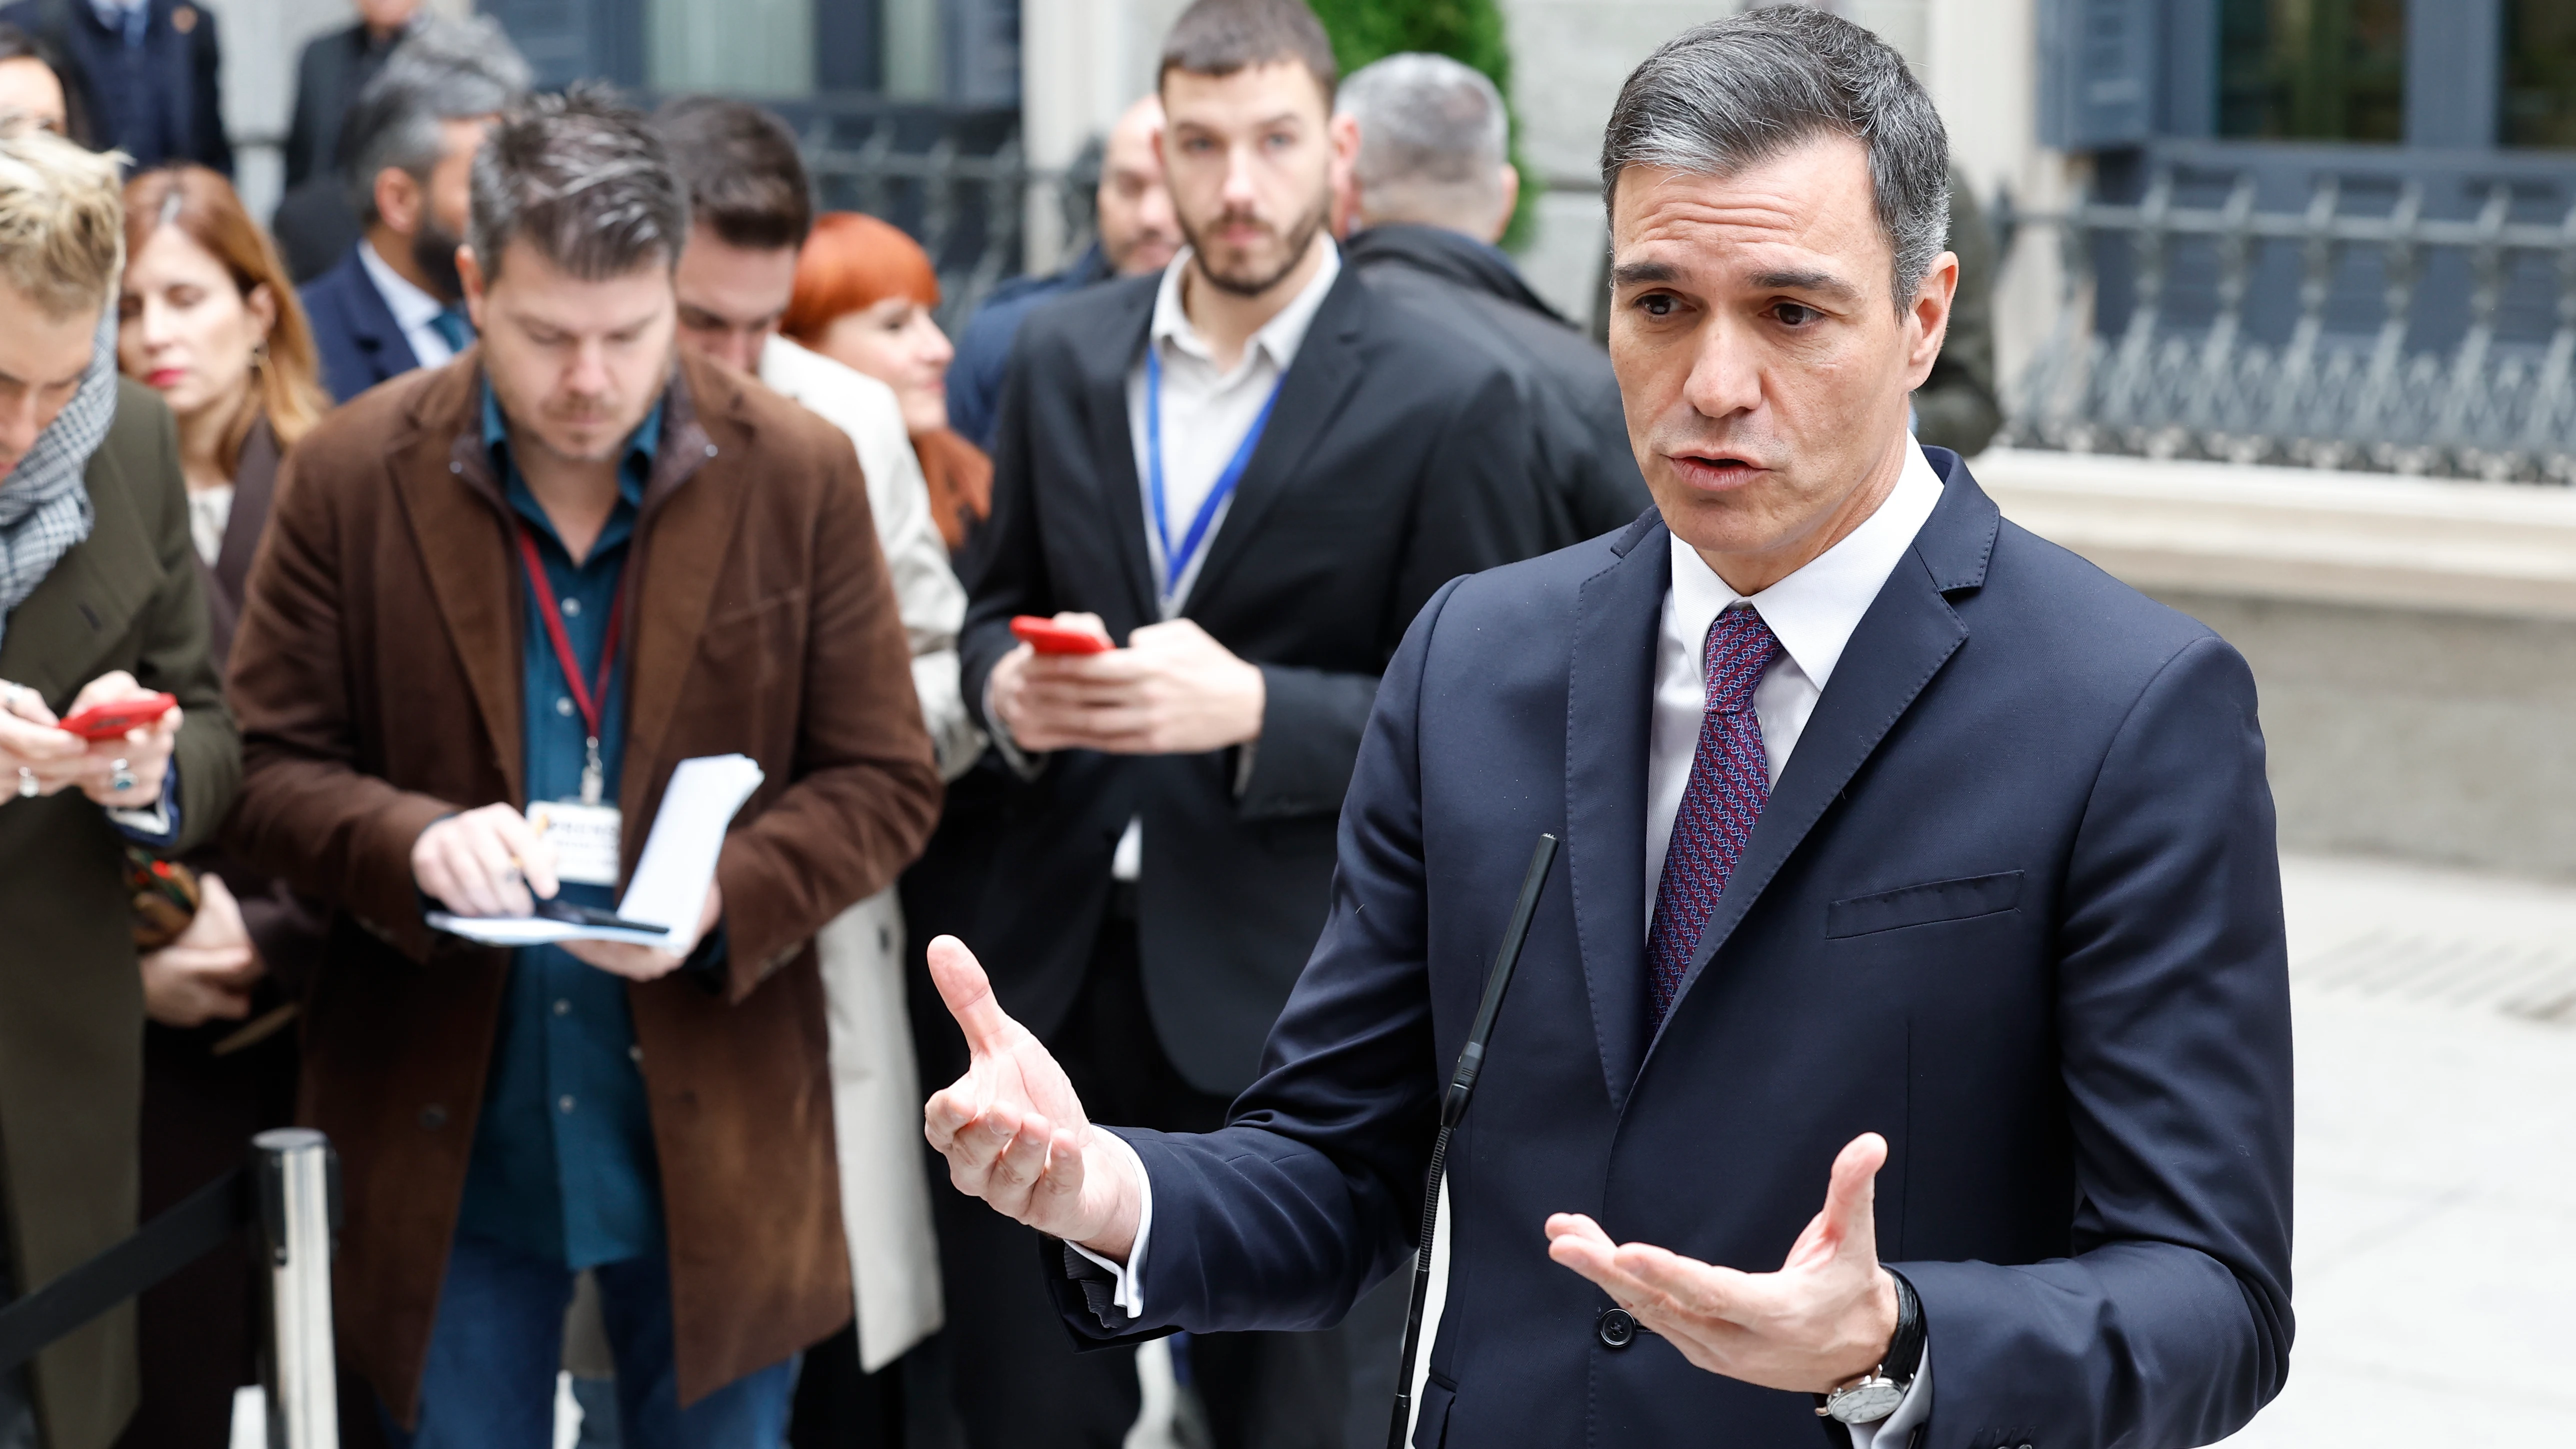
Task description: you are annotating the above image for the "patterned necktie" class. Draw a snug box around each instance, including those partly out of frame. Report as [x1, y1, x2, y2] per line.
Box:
[1644, 604, 1782, 1028]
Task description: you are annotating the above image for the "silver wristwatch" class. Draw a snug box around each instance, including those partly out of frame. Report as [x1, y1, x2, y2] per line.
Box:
[1814, 1270, 1924, 1426]
[1818, 1367, 1908, 1424]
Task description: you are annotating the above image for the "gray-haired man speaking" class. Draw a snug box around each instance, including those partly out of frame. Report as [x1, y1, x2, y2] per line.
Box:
[1336, 52, 1650, 546]
[924, 9, 2294, 1447]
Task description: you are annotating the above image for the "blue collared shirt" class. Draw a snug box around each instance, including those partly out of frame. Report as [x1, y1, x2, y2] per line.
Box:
[453, 385, 668, 1270]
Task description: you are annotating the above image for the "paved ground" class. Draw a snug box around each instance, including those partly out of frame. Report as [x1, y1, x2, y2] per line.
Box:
[2218, 852, 2576, 1444]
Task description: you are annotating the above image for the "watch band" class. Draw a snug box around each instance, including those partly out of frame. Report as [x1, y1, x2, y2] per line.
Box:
[1882, 1268, 1925, 1385]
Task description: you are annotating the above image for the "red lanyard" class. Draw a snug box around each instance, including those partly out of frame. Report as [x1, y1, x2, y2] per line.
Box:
[514, 523, 626, 802]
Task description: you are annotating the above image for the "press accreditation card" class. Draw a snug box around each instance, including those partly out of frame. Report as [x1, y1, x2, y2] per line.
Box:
[528, 801, 622, 888]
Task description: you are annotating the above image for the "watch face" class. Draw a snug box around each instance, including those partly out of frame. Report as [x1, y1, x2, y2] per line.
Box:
[1828, 1380, 1907, 1424]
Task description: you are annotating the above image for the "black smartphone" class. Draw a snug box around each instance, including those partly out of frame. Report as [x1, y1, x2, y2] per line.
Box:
[534, 898, 670, 936]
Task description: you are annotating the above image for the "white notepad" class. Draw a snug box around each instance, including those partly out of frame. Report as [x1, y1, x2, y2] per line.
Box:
[428, 754, 766, 948]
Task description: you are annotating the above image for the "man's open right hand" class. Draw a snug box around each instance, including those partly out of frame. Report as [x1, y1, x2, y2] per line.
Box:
[924, 934, 1144, 1262]
[412, 803, 558, 918]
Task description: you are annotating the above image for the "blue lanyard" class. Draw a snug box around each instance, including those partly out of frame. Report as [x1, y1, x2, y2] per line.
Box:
[1146, 344, 1286, 605]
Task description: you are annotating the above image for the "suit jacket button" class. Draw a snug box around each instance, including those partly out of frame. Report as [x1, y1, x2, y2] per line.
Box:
[1596, 1308, 1636, 1348]
[418, 1104, 448, 1130]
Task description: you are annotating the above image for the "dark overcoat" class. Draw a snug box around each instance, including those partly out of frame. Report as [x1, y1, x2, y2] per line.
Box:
[0, 379, 238, 1449]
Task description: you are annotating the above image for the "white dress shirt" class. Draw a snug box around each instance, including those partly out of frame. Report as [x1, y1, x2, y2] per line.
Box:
[356, 240, 459, 370]
[1092, 244, 1340, 880]
[1126, 242, 1341, 617]
[1082, 441, 1950, 1444]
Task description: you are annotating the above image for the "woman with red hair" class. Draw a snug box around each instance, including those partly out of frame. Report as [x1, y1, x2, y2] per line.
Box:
[784, 212, 990, 552]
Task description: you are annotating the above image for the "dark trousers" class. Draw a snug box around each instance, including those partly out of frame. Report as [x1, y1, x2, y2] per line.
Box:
[930, 901, 1353, 1449]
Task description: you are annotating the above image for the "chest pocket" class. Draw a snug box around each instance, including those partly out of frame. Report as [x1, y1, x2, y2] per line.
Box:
[1826, 870, 2024, 939]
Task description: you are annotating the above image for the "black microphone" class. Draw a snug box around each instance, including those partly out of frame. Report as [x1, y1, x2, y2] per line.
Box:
[1385, 832, 1559, 1449]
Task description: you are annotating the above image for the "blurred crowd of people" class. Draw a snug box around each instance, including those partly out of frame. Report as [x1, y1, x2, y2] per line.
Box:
[0, 2, 1999, 1448]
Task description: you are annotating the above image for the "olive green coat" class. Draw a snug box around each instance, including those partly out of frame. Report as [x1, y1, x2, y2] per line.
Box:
[0, 380, 238, 1449]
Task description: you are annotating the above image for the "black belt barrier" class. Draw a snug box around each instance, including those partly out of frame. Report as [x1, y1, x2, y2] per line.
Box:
[0, 1166, 248, 1374]
[0, 1130, 339, 1449]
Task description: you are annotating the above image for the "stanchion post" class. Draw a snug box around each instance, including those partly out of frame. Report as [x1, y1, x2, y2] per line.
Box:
[255, 1128, 339, 1449]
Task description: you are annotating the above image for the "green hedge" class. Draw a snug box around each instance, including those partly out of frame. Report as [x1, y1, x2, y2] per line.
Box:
[1309, 0, 1534, 248]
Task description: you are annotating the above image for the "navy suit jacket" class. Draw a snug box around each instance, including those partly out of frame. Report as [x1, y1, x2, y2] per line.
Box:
[301, 246, 421, 404]
[1063, 452, 2294, 1449]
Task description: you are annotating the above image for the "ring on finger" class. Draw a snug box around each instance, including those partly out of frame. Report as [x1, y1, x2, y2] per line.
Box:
[110, 759, 136, 794]
[15, 766, 34, 798]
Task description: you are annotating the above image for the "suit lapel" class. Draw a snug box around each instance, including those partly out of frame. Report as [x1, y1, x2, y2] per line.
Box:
[392, 367, 524, 804]
[0, 446, 158, 702]
[214, 416, 278, 602]
[1082, 286, 1158, 626]
[1642, 461, 2000, 1068]
[347, 256, 421, 378]
[1186, 272, 1368, 613]
[1566, 517, 1669, 1108]
[619, 360, 726, 816]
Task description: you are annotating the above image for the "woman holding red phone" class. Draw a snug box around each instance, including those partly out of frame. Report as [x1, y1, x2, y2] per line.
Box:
[0, 124, 239, 1449]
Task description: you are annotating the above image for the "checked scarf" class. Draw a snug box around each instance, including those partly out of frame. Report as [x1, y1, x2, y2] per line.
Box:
[0, 306, 117, 652]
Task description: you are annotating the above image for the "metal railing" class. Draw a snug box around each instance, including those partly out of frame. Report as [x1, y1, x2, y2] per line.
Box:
[1999, 163, 2576, 484]
[787, 103, 1088, 335]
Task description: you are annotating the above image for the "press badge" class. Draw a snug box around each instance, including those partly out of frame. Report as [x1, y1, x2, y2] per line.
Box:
[528, 800, 622, 888]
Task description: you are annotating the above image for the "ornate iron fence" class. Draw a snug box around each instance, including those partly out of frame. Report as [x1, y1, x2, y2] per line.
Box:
[2000, 148, 2576, 484]
[782, 100, 1089, 335]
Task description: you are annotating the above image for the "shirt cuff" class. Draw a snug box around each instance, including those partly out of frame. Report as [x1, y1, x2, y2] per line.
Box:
[1064, 1130, 1154, 1321]
[981, 673, 1046, 782]
[106, 762, 181, 847]
[1846, 1340, 1931, 1449]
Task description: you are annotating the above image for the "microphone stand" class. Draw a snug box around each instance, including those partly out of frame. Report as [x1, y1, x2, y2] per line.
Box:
[1384, 833, 1559, 1449]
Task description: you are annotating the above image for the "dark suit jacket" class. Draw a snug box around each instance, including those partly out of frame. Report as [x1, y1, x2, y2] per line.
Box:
[225, 350, 942, 1419]
[958, 264, 1556, 1096]
[1345, 224, 1650, 545]
[1064, 452, 2296, 1449]
[300, 244, 421, 404]
[0, 0, 228, 172]
[283, 20, 398, 189]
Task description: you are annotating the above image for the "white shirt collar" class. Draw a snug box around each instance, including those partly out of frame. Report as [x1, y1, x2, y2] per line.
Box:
[358, 240, 446, 333]
[1666, 439, 1948, 696]
[1148, 238, 1342, 381]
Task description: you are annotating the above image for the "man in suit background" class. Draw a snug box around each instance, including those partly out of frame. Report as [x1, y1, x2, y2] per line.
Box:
[938, 0, 1553, 1443]
[298, 16, 525, 404]
[284, 0, 422, 192]
[268, 0, 426, 280]
[1334, 52, 1649, 546]
[0, 0, 227, 172]
[924, 10, 2294, 1449]
[945, 94, 1180, 452]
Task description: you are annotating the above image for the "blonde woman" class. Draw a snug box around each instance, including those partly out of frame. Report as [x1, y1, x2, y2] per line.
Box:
[0, 123, 238, 1449]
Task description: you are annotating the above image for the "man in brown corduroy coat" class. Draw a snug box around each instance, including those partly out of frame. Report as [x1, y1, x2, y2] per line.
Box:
[224, 90, 940, 1443]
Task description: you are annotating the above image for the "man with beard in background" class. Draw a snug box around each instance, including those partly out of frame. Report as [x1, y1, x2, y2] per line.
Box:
[299, 16, 526, 402]
[938, 2, 1556, 1444]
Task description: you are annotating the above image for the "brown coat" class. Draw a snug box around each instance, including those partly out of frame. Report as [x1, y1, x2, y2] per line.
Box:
[0, 379, 238, 1449]
[222, 350, 942, 1420]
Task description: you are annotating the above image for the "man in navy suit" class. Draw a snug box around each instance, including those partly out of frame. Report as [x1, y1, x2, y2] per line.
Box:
[924, 10, 2294, 1449]
[298, 17, 524, 402]
[0, 0, 228, 172]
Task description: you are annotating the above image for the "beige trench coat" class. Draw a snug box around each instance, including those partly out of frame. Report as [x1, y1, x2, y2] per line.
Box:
[764, 337, 976, 1370]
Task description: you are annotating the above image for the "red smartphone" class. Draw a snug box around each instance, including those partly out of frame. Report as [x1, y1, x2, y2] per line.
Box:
[60, 692, 178, 740]
[1010, 616, 1113, 656]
